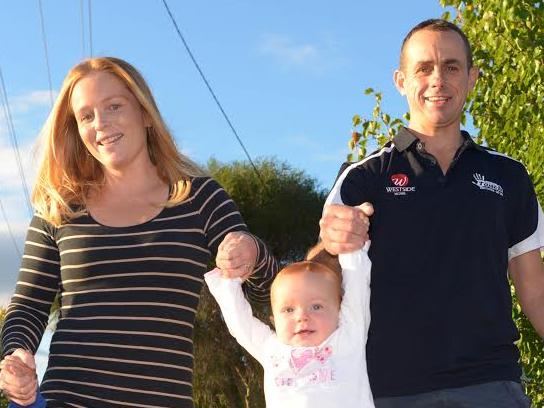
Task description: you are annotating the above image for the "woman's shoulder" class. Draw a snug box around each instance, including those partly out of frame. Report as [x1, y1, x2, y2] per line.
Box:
[187, 176, 226, 198]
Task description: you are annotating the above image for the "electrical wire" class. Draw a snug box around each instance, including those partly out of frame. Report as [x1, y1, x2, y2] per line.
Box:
[161, 0, 264, 185]
[0, 195, 22, 258]
[88, 0, 93, 57]
[37, 0, 55, 108]
[0, 66, 34, 218]
[80, 0, 86, 58]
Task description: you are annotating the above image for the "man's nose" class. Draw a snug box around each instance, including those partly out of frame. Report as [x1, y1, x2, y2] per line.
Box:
[430, 66, 445, 88]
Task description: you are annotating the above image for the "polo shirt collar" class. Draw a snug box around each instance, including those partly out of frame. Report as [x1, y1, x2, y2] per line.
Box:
[393, 127, 484, 152]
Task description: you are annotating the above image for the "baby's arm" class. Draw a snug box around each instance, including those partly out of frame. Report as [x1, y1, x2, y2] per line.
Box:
[338, 244, 372, 337]
[204, 269, 274, 365]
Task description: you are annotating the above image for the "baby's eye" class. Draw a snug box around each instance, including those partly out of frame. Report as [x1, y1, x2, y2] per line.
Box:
[283, 307, 294, 313]
[311, 304, 323, 311]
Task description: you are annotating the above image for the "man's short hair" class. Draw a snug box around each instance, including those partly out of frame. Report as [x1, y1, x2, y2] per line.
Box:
[399, 19, 473, 71]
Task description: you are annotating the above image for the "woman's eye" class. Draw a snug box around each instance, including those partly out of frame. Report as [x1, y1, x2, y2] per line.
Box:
[80, 114, 92, 123]
[110, 104, 121, 111]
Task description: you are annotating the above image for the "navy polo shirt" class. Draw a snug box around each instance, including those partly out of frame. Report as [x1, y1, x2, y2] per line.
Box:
[327, 127, 544, 398]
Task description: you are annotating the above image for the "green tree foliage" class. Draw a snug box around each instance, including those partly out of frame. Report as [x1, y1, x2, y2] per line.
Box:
[193, 158, 327, 408]
[348, 89, 407, 162]
[440, 0, 543, 200]
[439, 1, 544, 404]
[350, 2, 544, 405]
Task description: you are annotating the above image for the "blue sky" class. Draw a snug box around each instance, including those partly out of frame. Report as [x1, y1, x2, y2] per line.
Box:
[0, 0, 451, 301]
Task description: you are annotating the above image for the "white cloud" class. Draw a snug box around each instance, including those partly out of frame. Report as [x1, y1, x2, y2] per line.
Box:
[8, 90, 56, 114]
[258, 33, 347, 75]
[259, 34, 324, 73]
[0, 89, 48, 230]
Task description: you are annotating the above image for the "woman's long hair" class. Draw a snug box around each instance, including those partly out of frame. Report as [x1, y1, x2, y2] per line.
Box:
[32, 57, 204, 226]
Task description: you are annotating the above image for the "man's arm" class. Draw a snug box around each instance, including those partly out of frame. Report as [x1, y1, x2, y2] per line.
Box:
[509, 249, 544, 339]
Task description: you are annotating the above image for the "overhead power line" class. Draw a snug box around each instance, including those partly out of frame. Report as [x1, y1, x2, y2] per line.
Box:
[80, 0, 86, 58]
[0, 66, 34, 218]
[161, 0, 264, 185]
[0, 195, 22, 258]
[88, 0, 93, 57]
[37, 0, 55, 108]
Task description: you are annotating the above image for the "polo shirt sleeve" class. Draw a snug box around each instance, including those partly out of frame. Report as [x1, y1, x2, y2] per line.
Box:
[507, 167, 544, 260]
[326, 163, 374, 207]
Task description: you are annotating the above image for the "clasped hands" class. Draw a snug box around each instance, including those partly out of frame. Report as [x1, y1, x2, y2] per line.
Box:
[319, 202, 374, 255]
[216, 231, 258, 280]
[0, 348, 38, 406]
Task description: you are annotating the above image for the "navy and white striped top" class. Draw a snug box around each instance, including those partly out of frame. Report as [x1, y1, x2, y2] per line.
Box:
[1, 177, 277, 408]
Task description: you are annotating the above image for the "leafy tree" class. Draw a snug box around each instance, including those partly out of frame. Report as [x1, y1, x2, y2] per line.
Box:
[350, 1, 544, 405]
[193, 158, 327, 408]
[439, 1, 544, 405]
[348, 88, 407, 162]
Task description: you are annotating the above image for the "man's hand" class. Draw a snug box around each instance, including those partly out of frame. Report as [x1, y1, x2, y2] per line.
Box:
[319, 202, 374, 255]
[216, 232, 258, 280]
[0, 348, 38, 406]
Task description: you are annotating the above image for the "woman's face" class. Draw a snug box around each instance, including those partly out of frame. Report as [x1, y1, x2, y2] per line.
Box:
[70, 71, 150, 173]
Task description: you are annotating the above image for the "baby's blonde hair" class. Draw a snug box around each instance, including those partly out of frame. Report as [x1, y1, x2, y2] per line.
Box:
[270, 243, 342, 306]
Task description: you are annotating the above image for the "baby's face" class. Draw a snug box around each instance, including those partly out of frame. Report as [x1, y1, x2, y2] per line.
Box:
[271, 271, 340, 347]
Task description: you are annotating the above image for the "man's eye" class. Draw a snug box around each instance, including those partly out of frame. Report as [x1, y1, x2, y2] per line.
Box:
[447, 65, 459, 72]
[417, 66, 432, 74]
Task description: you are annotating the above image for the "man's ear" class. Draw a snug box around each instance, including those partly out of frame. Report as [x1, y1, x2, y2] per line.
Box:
[393, 69, 406, 96]
[468, 66, 479, 92]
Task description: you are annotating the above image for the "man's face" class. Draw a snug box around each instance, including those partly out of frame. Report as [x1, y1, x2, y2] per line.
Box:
[394, 29, 478, 134]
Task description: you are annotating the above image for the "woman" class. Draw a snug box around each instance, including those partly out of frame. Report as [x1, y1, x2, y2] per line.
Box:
[0, 57, 277, 407]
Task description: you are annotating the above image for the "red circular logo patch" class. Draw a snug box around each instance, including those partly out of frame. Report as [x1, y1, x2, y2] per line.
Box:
[391, 173, 409, 187]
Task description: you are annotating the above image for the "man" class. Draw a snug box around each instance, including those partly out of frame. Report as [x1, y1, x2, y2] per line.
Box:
[320, 19, 544, 407]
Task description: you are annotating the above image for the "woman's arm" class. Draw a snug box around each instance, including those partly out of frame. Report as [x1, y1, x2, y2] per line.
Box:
[1, 215, 60, 358]
[198, 177, 278, 302]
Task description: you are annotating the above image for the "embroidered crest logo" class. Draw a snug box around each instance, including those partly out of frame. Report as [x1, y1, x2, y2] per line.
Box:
[472, 173, 503, 196]
[386, 173, 415, 196]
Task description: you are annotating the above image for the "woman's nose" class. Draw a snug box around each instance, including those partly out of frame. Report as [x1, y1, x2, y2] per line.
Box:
[93, 110, 110, 130]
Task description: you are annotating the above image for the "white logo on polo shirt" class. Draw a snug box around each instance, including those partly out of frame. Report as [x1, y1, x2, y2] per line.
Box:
[386, 173, 416, 195]
[472, 173, 503, 196]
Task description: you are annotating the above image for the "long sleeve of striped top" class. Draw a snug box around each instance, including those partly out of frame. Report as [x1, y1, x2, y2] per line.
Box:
[1, 176, 278, 408]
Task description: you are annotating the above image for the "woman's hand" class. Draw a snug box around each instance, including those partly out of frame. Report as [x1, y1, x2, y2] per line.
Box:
[0, 348, 38, 406]
[216, 232, 258, 280]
